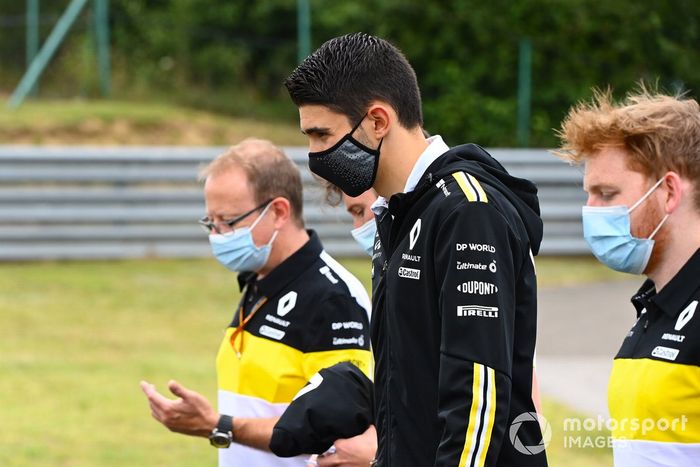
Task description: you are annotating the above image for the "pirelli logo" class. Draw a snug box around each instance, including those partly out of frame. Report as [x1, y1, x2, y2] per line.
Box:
[398, 267, 421, 280]
[457, 305, 499, 318]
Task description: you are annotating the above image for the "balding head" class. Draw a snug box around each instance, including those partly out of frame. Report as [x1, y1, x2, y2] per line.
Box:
[200, 138, 305, 227]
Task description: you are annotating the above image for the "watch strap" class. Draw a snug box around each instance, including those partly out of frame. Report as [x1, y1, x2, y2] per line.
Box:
[216, 414, 234, 438]
[209, 414, 234, 448]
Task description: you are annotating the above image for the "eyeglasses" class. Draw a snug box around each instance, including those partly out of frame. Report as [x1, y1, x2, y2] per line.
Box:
[198, 199, 273, 234]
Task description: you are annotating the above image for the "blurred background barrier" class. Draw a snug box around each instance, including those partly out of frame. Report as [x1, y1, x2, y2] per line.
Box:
[0, 146, 587, 260]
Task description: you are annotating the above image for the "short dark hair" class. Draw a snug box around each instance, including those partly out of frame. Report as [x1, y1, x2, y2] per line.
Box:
[284, 32, 423, 129]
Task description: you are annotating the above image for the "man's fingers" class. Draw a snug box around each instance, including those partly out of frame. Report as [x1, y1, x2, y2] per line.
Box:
[140, 380, 156, 396]
[167, 380, 191, 400]
[317, 445, 338, 466]
[140, 380, 176, 409]
[148, 403, 164, 421]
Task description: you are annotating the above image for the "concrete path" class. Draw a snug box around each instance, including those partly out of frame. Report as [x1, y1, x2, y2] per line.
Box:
[536, 279, 641, 416]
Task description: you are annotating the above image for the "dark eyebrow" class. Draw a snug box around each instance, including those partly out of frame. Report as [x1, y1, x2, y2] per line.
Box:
[301, 126, 331, 136]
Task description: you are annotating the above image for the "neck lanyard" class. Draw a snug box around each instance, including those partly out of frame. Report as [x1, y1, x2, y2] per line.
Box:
[229, 296, 268, 359]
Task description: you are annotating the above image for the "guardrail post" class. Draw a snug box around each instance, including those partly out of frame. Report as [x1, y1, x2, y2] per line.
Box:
[517, 38, 532, 148]
[93, 0, 111, 97]
[297, 0, 311, 63]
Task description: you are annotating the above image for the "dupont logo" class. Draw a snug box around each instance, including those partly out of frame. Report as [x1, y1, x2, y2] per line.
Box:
[398, 267, 421, 280]
[456, 281, 498, 295]
[457, 305, 499, 318]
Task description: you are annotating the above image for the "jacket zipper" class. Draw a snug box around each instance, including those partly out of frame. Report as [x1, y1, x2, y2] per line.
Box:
[383, 266, 392, 466]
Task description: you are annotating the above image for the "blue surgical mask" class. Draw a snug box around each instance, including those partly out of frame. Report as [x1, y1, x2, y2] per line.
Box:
[351, 219, 377, 256]
[209, 203, 278, 272]
[582, 177, 669, 274]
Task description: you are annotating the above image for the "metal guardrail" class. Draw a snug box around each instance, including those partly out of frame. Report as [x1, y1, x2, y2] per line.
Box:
[487, 148, 588, 255]
[0, 146, 588, 261]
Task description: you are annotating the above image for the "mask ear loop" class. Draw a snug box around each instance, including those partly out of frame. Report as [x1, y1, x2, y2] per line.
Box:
[627, 176, 669, 240]
[648, 214, 669, 240]
[266, 230, 279, 248]
[350, 114, 368, 134]
[351, 113, 384, 157]
[628, 177, 666, 213]
[250, 200, 274, 231]
[252, 200, 280, 249]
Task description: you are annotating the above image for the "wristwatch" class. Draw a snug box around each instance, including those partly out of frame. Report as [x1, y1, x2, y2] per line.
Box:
[209, 415, 234, 448]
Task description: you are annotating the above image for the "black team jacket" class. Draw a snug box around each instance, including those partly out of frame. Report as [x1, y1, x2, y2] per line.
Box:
[371, 144, 548, 467]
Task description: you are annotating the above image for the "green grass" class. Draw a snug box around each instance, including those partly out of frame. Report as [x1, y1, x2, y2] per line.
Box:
[541, 398, 612, 467]
[0, 259, 228, 467]
[0, 256, 618, 466]
[0, 100, 185, 128]
[0, 98, 307, 146]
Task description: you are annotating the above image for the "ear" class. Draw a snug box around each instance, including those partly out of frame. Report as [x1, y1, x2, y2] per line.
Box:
[662, 171, 684, 214]
[366, 102, 393, 139]
[269, 197, 291, 229]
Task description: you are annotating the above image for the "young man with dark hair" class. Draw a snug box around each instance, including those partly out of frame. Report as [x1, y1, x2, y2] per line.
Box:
[285, 33, 547, 467]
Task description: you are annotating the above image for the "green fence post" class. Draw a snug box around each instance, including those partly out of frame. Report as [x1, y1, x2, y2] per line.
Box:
[8, 0, 89, 109]
[93, 0, 111, 96]
[517, 38, 532, 147]
[26, 0, 40, 96]
[297, 0, 311, 63]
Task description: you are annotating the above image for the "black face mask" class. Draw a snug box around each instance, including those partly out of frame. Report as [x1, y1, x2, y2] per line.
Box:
[307, 115, 382, 197]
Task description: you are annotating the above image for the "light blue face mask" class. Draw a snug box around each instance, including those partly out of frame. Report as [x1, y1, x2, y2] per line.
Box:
[582, 177, 669, 275]
[350, 219, 377, 256]
[209, 203, 278, 273]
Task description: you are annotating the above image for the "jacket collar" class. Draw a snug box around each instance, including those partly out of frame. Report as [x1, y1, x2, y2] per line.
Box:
[237, 230, 323, 298]
[631, 247, 700, 318]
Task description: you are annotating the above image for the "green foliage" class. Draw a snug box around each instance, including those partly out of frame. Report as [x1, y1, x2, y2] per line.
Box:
[1, 0, 699, 145]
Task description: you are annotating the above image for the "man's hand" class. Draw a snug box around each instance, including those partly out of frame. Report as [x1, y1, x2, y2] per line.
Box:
[140, 380, 219, 438]
[315, 425, 377, 467]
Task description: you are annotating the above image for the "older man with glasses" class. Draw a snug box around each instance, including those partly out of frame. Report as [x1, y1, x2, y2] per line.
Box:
[141, 138, 372, 467]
